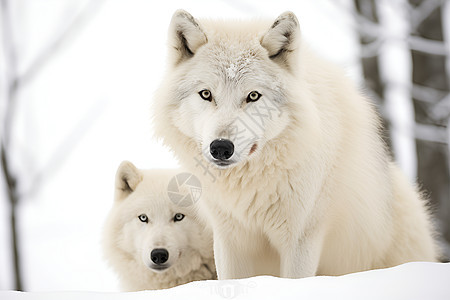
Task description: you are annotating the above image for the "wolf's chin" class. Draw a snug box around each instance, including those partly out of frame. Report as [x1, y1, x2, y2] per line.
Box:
[201, 152, 237, 169]
[148, 264, 171, 273]
[211, 159, 236, 169]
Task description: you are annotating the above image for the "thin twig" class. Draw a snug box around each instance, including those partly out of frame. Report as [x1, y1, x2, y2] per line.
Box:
[1, 0, 23, 290]
[0, 142, 21, 291]
[1, 0, 19, 147]
[409, 35, 449, 55]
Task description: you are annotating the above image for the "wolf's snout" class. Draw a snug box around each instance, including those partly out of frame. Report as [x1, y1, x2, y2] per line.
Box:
[210, 139, 234, 160]
[151, 248, 169, 265]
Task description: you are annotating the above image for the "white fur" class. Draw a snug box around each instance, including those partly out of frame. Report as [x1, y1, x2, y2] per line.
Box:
[102, 161, 216, 291]
[152, 10, 438, 280]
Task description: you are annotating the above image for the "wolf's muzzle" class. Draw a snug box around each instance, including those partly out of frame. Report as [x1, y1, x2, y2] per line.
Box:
[151, 248, 169, 265]
[210, 139, 234, 160]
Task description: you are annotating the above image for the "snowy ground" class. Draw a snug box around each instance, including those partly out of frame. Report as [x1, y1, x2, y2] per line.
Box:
[1, 262, 450, 300]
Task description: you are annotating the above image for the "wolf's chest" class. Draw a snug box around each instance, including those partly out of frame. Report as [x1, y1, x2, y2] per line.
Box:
[203, 184, 288, 229]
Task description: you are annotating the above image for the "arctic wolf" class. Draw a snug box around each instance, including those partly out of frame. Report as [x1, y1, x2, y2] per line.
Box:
[152, 10, 438, 279]
[102, 161, 216, 291]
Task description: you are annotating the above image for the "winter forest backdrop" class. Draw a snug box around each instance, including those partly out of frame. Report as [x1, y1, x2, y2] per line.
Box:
[1, 0, 449, 292]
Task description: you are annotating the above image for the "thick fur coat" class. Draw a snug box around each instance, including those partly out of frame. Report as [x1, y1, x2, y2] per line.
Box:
[152, 10, 438, 279]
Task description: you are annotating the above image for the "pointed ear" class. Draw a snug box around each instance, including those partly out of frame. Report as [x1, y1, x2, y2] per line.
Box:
[115, 161, 143, 201]
[261, 12, 300, 70]
[168, 10, 207, 66]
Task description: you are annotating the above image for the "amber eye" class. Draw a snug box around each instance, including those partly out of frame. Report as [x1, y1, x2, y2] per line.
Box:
[247, 91, 261, 102]
[199, 89, 212, 101]
[173, 213, 185, 222]
[138, 214, 148, 223]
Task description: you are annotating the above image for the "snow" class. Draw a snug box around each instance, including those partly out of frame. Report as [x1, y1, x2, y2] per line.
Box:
[226, 63, 238, 79]
[1, 262, 450, 299]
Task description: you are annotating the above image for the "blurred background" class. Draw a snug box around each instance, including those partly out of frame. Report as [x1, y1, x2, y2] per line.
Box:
[0, 0, 449, 292]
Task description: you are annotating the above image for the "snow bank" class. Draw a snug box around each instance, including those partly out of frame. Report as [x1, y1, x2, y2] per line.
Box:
[2, 262, 449, 300]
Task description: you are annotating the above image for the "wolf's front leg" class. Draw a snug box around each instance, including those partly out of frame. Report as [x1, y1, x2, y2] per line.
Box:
[279, 230, 324, 278]
[213, 235, 254, 279]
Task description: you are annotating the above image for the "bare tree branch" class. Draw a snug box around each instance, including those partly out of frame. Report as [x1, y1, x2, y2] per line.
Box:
[377, 0, 418, 180]
[0, 0, 106, 290]
[409, 35, 449, 55]
[415, 123, 448, 143]
[360, 37, 384, 58]
[410, 0, 445, 30]
[332, 0, 382, 37]
[1, 0, 19, 147]
[0, 143, 21, 290]
[428, 94, 450, 121]
[1, 0, 23, 290]
[442, 0, 450, 86]
[412, 84, 448, 103]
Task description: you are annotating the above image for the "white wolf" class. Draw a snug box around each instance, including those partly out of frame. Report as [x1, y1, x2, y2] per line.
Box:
[152, 10, 438, 280]
[102, 161, 216, 290]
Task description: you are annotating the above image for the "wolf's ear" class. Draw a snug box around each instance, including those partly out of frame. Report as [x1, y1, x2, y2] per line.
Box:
[168, 10, 207, 66]
[261, 12, 300, 70]
[115, 161, 143, 201]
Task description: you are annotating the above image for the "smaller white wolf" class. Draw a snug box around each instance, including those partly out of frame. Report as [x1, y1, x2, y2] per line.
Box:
[102, 161, 216, 291]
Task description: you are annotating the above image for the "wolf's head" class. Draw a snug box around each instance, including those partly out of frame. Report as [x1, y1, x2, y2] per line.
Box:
[154, 11, 303, 170]
[103, 161, 214, 287]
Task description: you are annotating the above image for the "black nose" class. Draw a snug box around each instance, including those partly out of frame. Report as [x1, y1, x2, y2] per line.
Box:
[210, 139, 234, 160]
[151, 248, 169, 265]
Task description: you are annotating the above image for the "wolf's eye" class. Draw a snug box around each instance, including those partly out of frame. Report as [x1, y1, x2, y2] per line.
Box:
[138, 214, 148, 223]
[173, 213, 185, 222]
[199, 89, 212, 101]
[247, 91, 261, 102]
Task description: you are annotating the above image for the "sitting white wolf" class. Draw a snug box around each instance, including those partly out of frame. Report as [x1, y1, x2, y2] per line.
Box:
[152, 10, 438, 279]
[102, 161, 216, 290]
